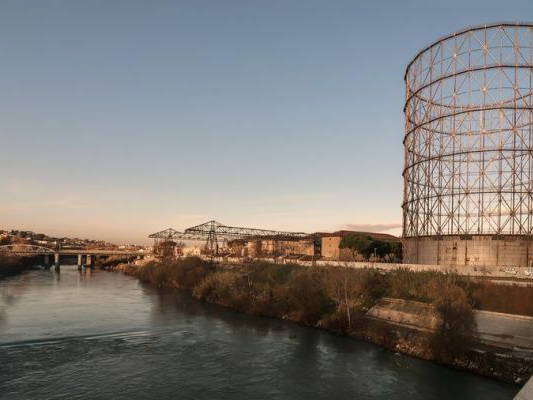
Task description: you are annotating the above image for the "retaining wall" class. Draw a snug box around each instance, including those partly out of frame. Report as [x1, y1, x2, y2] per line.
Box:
[404, 235, 533, 268]
[367, 298, 533, 350]
[207, 256, 533, 280]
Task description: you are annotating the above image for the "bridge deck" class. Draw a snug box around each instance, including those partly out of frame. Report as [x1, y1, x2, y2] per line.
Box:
[0, 246, 145, 257]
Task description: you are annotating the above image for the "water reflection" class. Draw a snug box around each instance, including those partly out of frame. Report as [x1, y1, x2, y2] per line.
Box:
[144, 283, 519, 400]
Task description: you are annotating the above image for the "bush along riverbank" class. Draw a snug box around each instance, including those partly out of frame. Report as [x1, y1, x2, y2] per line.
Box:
[113, 257, 533, 384]
[0, 255, 39, 279]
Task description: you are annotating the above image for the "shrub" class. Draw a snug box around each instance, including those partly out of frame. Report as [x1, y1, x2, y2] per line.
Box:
[101, 255, 130, 267]
[431, 283, 476, 362]
[247, 261, 294, 285]
[132, 257, 212, 289]
[286, 268, 335, 326]
[167, 257, 213, 289]
[193, 271, 248, 309]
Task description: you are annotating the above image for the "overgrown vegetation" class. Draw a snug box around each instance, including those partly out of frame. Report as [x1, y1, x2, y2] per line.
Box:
[126, 258, 533, 319]
[430, 280, 476, 361]
[127, 258, 385, 331]
[116, 258, 533, 382]
[100, 255, 134, 268]
[131, 261, 519, 341]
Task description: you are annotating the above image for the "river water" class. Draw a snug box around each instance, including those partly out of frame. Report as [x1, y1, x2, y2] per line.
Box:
[0, 266, 519, 400]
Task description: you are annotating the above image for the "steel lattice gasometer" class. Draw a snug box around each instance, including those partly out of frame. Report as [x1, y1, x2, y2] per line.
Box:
[403, 23, 533, 238]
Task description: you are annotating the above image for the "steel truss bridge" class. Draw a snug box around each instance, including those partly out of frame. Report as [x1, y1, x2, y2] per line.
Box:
[0, 244, 143, 257]
[148, 220, 310, 255]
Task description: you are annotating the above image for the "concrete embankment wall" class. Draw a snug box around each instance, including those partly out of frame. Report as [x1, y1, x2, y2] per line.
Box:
[208, 256, 533, 281]
[404, 235, 533, 268]
[367, 298, 533, 350]
[516, 377, 533, 399]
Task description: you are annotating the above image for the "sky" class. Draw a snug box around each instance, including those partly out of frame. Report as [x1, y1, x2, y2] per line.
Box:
[1, 0, 532, 245]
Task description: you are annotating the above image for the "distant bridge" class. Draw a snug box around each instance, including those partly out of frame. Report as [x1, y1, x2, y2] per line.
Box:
[0, 244, 146, 270]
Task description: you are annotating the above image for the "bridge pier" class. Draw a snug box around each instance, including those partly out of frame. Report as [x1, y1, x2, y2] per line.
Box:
[86, 255, 93, 269]
[54, 253, 60, 271]
[0, 245, 144, 269]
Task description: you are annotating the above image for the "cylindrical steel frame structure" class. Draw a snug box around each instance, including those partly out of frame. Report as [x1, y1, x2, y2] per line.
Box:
[403, 23, 533, 267]
[403, 23, 533, 238]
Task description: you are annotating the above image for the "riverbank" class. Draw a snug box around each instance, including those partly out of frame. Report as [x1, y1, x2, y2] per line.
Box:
[111, 257, 533, 385]
[2, 264, 518, 399]
[0, 255, 37, 279]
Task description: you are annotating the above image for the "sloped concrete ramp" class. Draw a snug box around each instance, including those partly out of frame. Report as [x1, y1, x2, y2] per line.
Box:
[476, 310, 533, 349]
[367, 298, 533, 350]
[515, 377, 533, 399]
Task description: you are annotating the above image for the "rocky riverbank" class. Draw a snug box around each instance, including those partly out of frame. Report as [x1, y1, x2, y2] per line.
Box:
[110, 257, 533, 385]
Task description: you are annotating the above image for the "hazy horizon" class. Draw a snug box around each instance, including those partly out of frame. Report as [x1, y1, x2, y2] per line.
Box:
[2, 0, 532, 245]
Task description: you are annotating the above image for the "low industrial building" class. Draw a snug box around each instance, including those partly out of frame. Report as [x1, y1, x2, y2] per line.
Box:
[226, 230, 400, 261]
[228, 237, 315, 258]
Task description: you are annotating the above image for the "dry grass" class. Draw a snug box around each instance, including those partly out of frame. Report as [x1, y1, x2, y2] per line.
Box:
[133, 257, 213, 290]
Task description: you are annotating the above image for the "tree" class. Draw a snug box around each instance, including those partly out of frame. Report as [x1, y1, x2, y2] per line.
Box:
[431, 284, 476, 361]
[339, 234, 373, 260]
[340, 234, 402, 262]
[389, 241, 402, 262]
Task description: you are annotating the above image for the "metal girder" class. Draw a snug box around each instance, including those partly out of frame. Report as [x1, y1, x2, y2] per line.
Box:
[0, 244, 55, 255]
[184, 220, 309, 240]
[0, 245, 142, 256]
[148, 228, 206, 241]
[149, 221, 311, 256]
[403, 23, 533, 237]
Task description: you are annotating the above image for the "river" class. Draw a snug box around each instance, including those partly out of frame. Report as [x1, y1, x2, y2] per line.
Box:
[0, 265, 520, 399]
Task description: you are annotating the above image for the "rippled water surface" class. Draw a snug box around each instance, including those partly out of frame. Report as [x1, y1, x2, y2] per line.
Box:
[0, 266, 520, 399]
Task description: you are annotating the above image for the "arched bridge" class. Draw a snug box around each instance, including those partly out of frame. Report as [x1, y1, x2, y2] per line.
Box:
[0, 244, 146, 270]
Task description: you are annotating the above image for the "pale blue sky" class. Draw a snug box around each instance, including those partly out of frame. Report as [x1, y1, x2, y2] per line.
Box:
[1, 0, 532, 244]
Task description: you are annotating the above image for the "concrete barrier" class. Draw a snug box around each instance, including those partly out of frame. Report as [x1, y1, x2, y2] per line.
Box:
[515, 377, 533, 400]
[475, 310, 533, 349]
[366, 298, 440, 331]
[367, 298, 533, 350]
